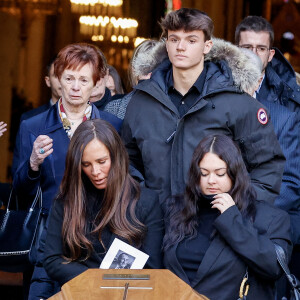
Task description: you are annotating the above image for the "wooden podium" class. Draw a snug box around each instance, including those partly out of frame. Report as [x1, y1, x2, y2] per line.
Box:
[48, 269, 209, 300]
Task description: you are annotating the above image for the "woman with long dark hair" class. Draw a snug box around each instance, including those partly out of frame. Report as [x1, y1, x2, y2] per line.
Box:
[163, 134, 292, 300]
[43, 119, 163, 285]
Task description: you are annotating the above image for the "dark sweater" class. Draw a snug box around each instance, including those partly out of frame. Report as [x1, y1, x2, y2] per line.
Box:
[177, 195, 219, 283]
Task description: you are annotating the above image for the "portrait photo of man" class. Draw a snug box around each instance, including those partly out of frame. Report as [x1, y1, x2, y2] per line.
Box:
[110, 251, 135, 269]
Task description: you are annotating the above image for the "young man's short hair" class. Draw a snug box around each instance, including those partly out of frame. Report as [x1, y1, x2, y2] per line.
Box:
[235, 16, 274, 47]
[160, 8, 214, 41]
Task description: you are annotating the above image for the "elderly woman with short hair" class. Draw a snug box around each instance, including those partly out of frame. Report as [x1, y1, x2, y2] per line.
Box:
[13, 43, 121, 300]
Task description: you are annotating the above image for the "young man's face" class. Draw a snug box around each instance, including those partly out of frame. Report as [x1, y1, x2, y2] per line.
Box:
[166, 30, 212, 72]
[238, 31, 275, 73]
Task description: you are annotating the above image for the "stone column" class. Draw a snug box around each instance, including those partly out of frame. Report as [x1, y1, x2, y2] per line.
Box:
[0, 11, 46, 181]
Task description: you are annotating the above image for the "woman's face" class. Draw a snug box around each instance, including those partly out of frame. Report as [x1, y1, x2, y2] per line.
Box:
[60, 63, 95, 108]
[106, 75, 116, 96]
[81, 138, 111, 189]
[199, 152, 232, 195]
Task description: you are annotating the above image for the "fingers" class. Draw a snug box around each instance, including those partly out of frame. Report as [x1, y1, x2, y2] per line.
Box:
[37, 138, 53, 154]
[34, 137, 53, 157]
[0, 121, 7, 129]
[40, 143, 53, 154]
[213, 193, 233, 202]
[211, 193, 235, 214]
[30, 135, 53, 171]
[211, 202, 225, 213]
[39, 146, 54, 157]
[35, 135, 53, 145]
[0, 121, 7, 137]
[35, 135, 53, 152]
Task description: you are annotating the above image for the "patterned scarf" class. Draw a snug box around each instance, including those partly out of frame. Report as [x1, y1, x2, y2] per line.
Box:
[58, 98, 92, 139]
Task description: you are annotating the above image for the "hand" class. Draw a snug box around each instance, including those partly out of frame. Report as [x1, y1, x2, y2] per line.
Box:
[30, 135, 53, 171]
[0, 121, 7, 137]
[211, 193, 235, 214]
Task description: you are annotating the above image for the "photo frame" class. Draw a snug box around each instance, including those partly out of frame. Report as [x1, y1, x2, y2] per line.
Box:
[100, 238, 149, 269]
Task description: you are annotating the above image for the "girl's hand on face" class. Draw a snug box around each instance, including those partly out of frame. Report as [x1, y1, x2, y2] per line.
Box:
[211, 193, 235, 214]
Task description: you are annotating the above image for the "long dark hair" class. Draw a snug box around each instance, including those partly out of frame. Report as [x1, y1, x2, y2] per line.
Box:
[163, 134, 256, 250]
[59, 119, 146, 261]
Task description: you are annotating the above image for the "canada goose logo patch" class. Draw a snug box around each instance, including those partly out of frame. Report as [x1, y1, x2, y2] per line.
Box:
[257, 108, 268, 125]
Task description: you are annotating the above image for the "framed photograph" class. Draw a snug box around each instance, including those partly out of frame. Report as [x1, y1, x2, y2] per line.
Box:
[100, 238, 149, 269]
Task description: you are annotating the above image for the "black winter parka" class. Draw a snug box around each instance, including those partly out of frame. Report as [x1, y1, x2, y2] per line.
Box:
[121, 59, 285, 204]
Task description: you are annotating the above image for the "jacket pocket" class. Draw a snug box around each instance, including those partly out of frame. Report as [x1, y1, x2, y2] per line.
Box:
[237, 132, 270, 169]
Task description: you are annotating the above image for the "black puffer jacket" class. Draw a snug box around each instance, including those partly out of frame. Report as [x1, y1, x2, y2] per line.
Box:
[121, 58, 285, 204]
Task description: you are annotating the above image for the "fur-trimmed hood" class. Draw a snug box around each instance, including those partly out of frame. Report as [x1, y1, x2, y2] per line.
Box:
[205, 38, 262, 94]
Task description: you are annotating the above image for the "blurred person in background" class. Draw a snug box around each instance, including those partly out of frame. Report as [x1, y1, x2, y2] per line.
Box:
[106, 64, 125, 98]
[89, 49, 119, 112]
[235, 16, 300, 115]
[104, 39, 168, 119]
[235, 17, 300, 299]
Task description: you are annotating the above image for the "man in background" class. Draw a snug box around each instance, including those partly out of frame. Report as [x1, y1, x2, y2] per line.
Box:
[235, 16, 300, 114]
[235, 15, 300, 244]
[12, 56, 61, 177]
[235, 15, 300, 298]
[89, 50, 117, 111]
[20, 56, 61, 121]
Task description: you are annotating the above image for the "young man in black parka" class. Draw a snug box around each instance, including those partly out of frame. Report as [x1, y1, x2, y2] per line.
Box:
[121, 8, 285, 205]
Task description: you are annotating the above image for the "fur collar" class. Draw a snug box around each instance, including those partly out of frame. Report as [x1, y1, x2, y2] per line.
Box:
[205, 38, 262, 94]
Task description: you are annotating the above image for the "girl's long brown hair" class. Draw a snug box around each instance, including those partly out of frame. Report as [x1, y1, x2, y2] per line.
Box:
[59, 119, 145, 261]
[163, 134, 256, 250]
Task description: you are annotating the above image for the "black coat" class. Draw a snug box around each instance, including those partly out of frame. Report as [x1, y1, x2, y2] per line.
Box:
[43, 187, 164, 286]
[121, 59, 285, 204]
[164, 202, 292, 300]
[93, 87, 113, 110]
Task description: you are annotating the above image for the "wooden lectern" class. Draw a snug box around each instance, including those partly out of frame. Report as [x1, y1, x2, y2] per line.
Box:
[48, 269, 209, 300]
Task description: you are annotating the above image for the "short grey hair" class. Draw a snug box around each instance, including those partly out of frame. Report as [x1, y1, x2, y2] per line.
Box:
[129, 39, 168, 86]
[205, 38, 263, 94]
[239, 47, 263, 73]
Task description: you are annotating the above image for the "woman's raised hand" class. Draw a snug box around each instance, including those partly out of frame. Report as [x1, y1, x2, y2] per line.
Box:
[0, 121, 7, 137]
[30, 135, 53, 171]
